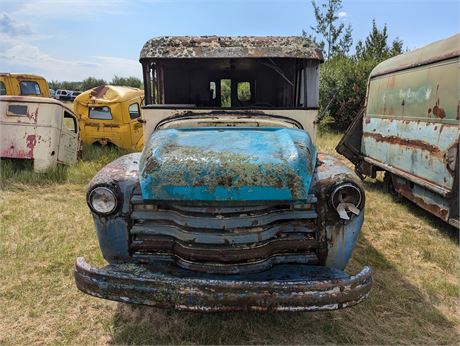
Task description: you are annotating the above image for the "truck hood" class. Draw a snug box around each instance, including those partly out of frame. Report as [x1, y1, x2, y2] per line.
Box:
[139, 127, 317, 202]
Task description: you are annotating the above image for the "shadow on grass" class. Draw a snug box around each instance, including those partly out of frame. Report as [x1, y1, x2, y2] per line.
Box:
[109, 236, 457, 345]
[364, 178, 459, 244]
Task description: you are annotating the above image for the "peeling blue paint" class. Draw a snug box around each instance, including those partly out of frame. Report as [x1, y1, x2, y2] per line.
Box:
[138, 127, 317, 202]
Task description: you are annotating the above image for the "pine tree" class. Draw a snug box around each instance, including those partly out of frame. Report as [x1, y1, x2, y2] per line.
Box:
[305, 0, 353, 59]
[355, 19, 403, 61]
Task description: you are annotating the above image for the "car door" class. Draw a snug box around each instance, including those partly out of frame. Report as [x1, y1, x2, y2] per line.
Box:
[58, 110, 79, 164]
[128, 102, 143, 149]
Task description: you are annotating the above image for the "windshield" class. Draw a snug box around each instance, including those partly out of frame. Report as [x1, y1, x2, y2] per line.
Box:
[142, 58, 320, 109]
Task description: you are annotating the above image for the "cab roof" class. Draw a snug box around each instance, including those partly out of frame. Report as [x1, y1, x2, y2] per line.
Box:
[140, 36, 324, 61]
[75, 85, 143, 106]
[370, 34, 460, 78]
[0, 73, 47, 80]
[0, 95, 75, 114]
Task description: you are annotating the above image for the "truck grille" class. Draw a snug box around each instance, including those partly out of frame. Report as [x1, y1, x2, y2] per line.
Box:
[128, 194, 323, 274]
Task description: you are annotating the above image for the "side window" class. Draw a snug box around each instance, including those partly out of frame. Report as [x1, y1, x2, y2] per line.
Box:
[128, 103, 140, 119]
[19, 81, 41, 96]
[0, 81, 6, 95]
[299, 68, 305, 107]
[63, 111, 77, 133]
[89, 106, 112, 120]
[237, 82, 251, 102]
[7, 104, 28, 116]
[220, 79, 231, 107]
[209, 82, 217, 100]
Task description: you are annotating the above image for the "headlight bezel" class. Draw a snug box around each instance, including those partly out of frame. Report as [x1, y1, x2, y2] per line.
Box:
[329, 182, 363, 209]
[328, 182, 364, 220]
[87, 185, 120, 216]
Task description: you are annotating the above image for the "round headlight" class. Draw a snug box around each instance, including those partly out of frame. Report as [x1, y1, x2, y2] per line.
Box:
[88, 186, 118, 215]
[330, 183, 363, 209]
[330, 183, 363, 220]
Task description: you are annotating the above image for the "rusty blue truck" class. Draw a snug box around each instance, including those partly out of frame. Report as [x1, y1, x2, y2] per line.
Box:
[74, 36, 372, 311]
[337, 34, 459, 228]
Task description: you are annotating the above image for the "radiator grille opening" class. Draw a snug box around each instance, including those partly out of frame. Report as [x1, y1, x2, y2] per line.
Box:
[128, 194, 323, 274]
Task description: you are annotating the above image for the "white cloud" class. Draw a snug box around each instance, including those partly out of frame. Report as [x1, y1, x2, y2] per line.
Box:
[338, 11, 347, 18]
[0, 42, 141, 81]
[92, 56, 142, 77]
[0, 12, 32, 36]
[0, 9, 141, 81]
[13, 0, 131, 19]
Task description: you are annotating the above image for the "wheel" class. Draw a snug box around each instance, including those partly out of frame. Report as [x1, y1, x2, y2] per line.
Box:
[383, 172, 401, 199]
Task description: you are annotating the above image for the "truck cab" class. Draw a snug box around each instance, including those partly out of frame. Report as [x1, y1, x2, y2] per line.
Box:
[75, 36, 371, 311]
[0, 73, 51, 98]
[73, 85, 144, 150]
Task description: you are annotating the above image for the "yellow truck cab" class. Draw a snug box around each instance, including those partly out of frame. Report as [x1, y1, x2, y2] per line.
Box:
[0, 73, 51, 98]
[74, 85, 144, 150]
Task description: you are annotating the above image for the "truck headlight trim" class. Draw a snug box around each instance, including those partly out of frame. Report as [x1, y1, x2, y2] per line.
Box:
[330, 183, 363, 220]
[88, 186, 118, 215]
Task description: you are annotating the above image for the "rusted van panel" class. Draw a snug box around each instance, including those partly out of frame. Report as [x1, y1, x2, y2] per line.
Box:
[338, 34, 459, 227]
[0, 96, 80, 172]
[74, 85, 144, 150]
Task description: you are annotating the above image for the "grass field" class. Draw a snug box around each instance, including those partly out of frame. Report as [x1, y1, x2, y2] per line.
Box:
[1, 133, 459, 345]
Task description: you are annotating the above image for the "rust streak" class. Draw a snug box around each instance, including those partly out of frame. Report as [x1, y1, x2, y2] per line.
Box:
[363, 132, 442, 155]
[26, 134, 37, 157]
[394, 179, 449, 220]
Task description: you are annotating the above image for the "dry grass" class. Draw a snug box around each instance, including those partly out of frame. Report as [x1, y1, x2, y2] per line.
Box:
[0, 133, 459, 345]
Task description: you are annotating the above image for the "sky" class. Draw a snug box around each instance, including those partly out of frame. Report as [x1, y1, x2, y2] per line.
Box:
[1, 0, 458, 82]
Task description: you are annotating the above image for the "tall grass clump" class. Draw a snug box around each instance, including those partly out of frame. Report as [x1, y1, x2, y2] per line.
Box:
[0, 144, 130, 189]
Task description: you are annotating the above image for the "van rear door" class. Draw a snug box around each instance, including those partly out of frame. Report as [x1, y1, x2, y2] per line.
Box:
[336, 108, 364, 165]
[58, 111, 79, 164]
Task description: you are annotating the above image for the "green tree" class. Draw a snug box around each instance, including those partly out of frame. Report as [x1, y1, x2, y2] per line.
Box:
[111, 75, 142, 88]
[318, 20, 404, 130]
[48, 80, 82, 91]
[319, 56, 376, 130]
[306, 0, 353, 59]
[48, 80, 60, 90]
[355, 19, 403, 61]
[81, 77, 106, 91]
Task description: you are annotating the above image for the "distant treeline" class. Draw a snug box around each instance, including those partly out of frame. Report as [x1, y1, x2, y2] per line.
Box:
[48, 75, 142, 92]
[306, 0, 405, 131]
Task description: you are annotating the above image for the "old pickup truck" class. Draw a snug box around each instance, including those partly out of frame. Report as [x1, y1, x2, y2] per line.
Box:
[74, 36, 372, 311]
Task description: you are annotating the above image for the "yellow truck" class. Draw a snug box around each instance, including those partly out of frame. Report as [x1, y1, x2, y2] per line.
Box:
[74, 85, 144, 150]
[0, 73, 51, 98]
